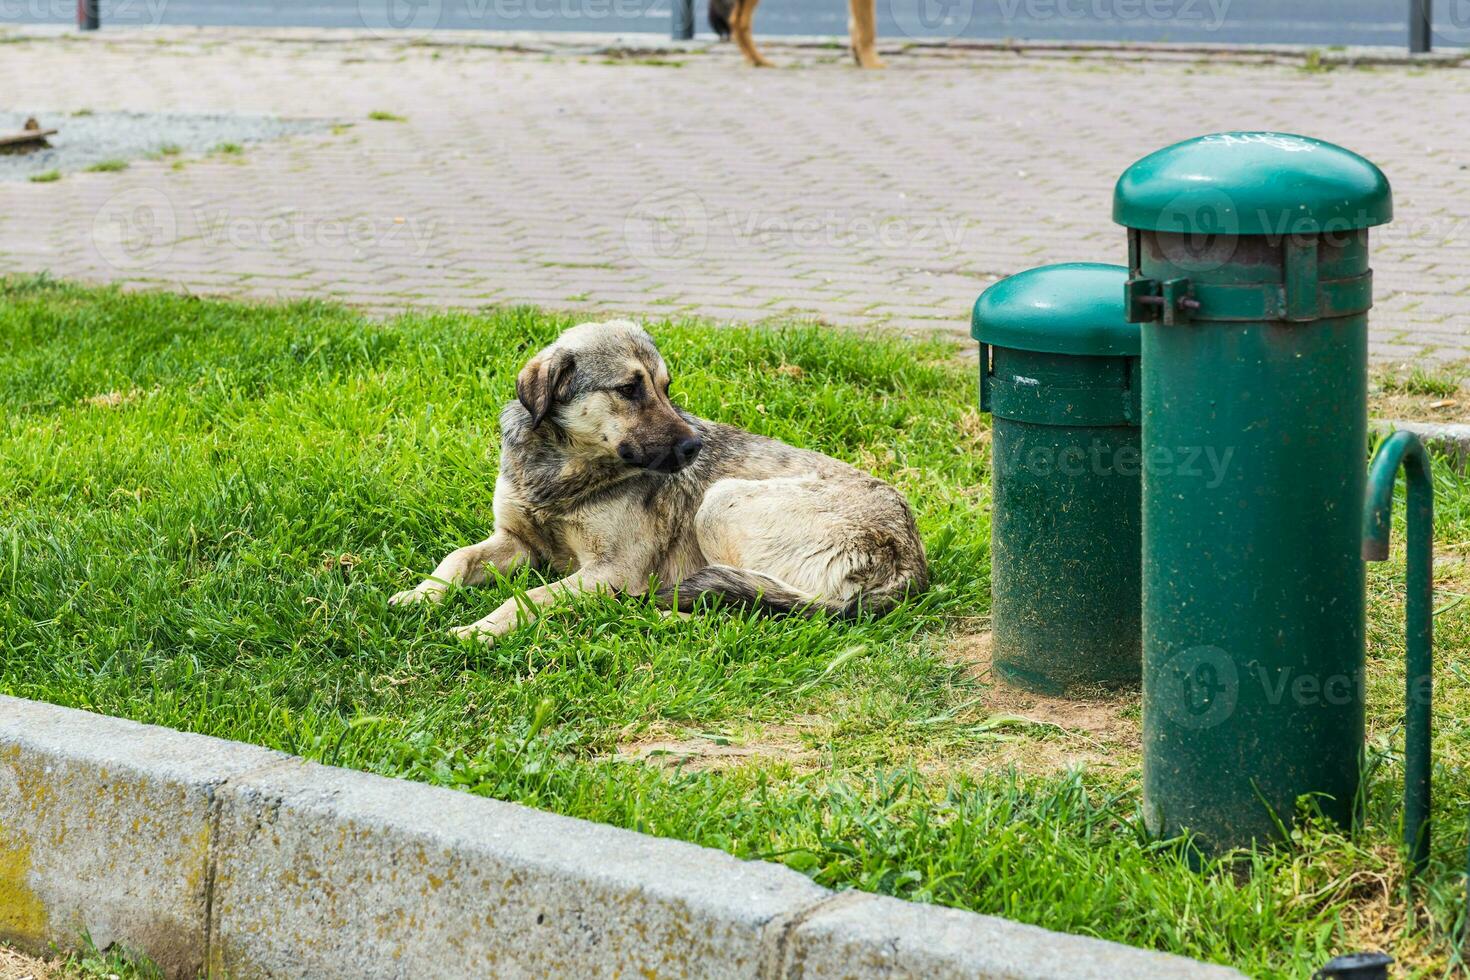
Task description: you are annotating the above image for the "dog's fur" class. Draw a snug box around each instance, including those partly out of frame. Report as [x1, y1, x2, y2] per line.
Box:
[709, 0, 884, 68]
[390, 320, 927, 643]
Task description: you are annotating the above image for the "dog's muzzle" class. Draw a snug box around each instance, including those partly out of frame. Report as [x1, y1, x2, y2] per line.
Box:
[618, 436, 703, 474]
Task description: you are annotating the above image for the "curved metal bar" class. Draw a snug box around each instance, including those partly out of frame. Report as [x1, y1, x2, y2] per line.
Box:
[1362, 430, 1434, 874]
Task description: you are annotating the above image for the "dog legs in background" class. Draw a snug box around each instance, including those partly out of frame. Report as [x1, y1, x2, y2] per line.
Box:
[728, 0, 773, 67]
[708, 0, 732, 39]
[719, 0, 881, 68]
[848, 0, 884, 68]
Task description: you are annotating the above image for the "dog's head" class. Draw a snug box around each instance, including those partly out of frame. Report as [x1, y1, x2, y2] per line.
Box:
[515, 320, 703, 474]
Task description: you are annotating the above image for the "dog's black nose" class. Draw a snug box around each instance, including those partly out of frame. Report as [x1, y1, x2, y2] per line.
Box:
[675, 436, 703, 466]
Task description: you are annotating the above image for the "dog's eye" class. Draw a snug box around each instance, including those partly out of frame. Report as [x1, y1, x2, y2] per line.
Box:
[615, 380, 643, 400]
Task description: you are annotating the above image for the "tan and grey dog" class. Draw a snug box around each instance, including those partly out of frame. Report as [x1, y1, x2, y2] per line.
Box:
[390, 320, 928, 643]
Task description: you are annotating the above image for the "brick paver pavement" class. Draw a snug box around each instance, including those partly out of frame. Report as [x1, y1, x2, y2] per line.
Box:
[2, 29, 1469, 364]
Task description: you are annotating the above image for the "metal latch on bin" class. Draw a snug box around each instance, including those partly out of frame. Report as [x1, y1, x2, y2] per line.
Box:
[1125, 276, 1199, 326]
[1126, 270, 1375, 325]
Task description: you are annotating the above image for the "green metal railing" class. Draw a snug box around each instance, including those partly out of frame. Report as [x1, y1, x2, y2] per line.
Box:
[1362, 430, 1435, 875]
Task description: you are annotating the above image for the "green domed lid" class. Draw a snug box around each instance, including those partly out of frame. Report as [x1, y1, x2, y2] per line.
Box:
[1114, 132, 1391, 236]
[971, 263, 1136, 357]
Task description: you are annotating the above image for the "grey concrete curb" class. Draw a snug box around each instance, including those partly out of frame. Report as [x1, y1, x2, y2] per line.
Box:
[0, 695, 1242, 978]
[0, 24, 1464, 68]
[1374, 420, 1470, 469]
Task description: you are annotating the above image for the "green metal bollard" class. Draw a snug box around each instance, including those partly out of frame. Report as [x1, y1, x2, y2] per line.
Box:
[972, 263, 1142, 695]
[1116, 132, 1392, 853]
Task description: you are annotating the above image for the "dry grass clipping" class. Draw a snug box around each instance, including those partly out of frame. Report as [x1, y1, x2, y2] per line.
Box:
[615, 718, 824, 774]
[0, 947, 57, 980]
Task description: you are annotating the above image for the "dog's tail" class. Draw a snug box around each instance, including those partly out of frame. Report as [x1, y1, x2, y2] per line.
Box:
[708, 0, 733, 40]
[655, 564, 920, 619]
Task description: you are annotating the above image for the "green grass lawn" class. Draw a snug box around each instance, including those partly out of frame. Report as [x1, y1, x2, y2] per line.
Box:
[3, 275, 1470, 976]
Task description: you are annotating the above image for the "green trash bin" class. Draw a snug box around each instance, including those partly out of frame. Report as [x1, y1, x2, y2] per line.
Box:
[972, 263, 1142, 696]
[1115, 132, 1392, 853]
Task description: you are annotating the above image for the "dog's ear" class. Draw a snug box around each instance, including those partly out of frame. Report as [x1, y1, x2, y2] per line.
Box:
[516, 350, 576, 428]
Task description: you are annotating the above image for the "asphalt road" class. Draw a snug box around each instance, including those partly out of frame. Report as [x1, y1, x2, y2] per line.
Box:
[3, 0, 1466, 49]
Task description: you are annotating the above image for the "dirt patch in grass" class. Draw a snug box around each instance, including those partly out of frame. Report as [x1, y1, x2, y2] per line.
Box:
[1293, 840, 1445, 976]
[1371, 364, 1469, 423]
[1435, 553, 1470, 591]
[1372, 389, 1468, 423]
[616, 721, 822, 773]
[0, 946, 57, 980]
[943, 631, 1141, 776]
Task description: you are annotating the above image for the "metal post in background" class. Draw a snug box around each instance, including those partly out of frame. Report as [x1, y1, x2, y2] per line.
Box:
[671, 0, 694, 40]
[1410, 0, 1432, 53]
[77, 0, 99, 30]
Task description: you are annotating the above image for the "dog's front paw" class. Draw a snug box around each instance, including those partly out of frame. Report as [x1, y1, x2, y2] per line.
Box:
[447, 622, 497, 645]
[390, 587, 440, 607]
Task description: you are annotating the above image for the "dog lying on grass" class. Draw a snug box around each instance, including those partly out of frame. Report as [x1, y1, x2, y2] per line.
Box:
[390, 320, 928, 643]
